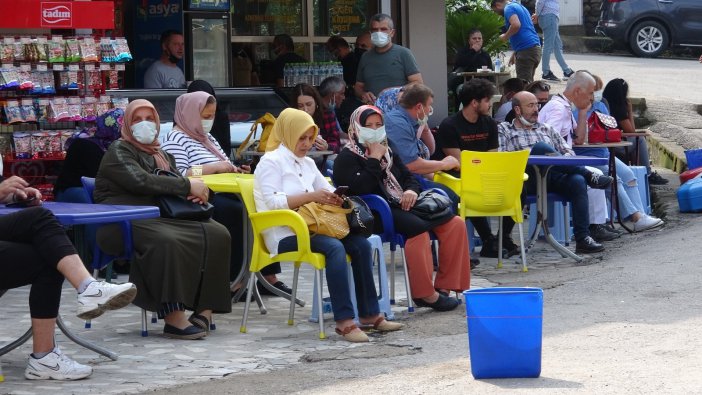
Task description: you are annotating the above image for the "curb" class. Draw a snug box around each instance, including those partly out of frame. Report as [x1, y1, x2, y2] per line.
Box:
[647, 131, 689, 174]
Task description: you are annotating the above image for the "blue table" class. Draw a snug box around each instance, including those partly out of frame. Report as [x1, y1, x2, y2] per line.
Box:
[527, 155, 608, 262]
[0, 202, 159, 361]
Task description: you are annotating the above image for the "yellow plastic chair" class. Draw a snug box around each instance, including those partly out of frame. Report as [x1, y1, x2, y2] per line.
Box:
[434, 150, 530, 271]
[236, 178, 328, 339]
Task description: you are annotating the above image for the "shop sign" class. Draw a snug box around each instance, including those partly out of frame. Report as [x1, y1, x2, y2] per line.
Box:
[188, 0, 231, 11]
[1, 0, 115, 29]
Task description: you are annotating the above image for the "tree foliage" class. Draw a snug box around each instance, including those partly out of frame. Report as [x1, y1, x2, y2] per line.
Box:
[446, 4, 508, 58]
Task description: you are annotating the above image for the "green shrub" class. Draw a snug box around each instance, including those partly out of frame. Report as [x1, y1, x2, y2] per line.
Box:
[446, 4, 508, 58]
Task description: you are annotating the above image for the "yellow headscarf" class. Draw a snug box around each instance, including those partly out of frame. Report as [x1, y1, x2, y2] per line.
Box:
[265, 108, 319, 153]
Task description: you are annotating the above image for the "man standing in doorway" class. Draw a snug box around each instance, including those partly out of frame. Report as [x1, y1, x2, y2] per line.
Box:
[491, 0, 542, 83]
[533, 0, 574, 81]
[271, 34, 306, 88]
[144, 30, 186, 89]
[355, 13, 423, 105]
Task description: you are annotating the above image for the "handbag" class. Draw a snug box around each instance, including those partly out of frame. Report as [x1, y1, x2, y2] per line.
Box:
[588, 111, 622, 143]
[153, 169, 214, 221]
[410, 190, 455, 223]
[297, 202, 351, 239]
[343, 196, 375, 238]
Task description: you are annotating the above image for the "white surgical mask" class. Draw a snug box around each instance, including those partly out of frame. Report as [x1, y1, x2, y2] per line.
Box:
[518, 115, 534, 127]
[201, 119, 214, 133]
[594, 90, 603, 102]
[371, 32, 390, 47]
[130, 120, 158, 144]
[417, 105, 432, 127]
[357, 125, 386, 145]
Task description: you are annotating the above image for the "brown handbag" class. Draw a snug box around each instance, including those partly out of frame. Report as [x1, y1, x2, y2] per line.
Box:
[297, 202, 351, 239]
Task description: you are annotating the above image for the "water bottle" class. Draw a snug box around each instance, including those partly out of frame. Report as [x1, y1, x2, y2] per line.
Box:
[494, 58, 502, 73]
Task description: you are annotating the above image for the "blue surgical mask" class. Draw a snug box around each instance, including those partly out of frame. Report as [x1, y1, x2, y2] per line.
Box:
[371, 32, 390, 47]
[130, 120, 158, 144]
[594, 90, 603, 102]
[358, 125, 386, 145]
[201, 119, 214, 133]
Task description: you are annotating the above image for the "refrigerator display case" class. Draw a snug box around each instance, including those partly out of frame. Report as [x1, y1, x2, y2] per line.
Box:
[185, 11, 232, 87]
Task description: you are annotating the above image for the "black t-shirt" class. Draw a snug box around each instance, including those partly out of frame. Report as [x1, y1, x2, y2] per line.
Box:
[436, 112, 499, 154]
[272, 52, 307, 81]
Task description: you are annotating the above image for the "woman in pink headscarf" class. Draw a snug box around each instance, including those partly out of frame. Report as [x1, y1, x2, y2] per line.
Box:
[95, 99, 231, 341]
[161, 91, 251, 293]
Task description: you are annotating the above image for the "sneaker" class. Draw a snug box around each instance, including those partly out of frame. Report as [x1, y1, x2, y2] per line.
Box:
[589, 224, 621, 242]
[502, 237, 521, 257]
[412, 293, 460, 312]
[603, 223, 626, 235]
[76, 281, 137, 320]
[575, 236, 605, 253]
[633, 215, 664, 232]
[587, 173, 614, 189]
[563, 69, 574, 78]
[470, 257, 480, 269]
[648, 171, 669, 185]
[542, 71, 560, 81]
[25, 347, 92, 380]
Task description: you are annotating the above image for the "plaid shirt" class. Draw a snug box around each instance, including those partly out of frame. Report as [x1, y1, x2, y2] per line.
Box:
[320, 109, 342, 153]
[497, 120, 574, 156]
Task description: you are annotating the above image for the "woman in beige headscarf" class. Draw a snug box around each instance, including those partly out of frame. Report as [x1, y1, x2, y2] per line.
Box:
[254, 108, 403, 342]
[95, 99, 231, 341]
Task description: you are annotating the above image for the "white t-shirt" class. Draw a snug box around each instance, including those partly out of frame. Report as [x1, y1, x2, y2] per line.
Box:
[143, 60, 186, 89]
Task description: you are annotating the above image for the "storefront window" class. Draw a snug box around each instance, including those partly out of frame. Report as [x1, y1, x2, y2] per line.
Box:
[313, 0, 377, 37]
[232, 0, 305, 36]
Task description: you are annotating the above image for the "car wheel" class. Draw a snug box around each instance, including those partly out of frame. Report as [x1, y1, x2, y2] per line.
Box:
[629, 21, 669, 58]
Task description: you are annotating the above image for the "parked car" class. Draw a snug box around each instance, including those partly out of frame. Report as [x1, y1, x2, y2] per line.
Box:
[596, 0, 702, 58]
[107, 88, 289, 157]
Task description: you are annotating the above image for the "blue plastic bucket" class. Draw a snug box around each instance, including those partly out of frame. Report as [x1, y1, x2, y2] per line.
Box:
[464, 287, 543, 379]
[685, 148, 702, 170]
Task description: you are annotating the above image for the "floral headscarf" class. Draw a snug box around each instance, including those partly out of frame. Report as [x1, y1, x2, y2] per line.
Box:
[345, 105, 403, 204]
[65, 108, 123, 152]
[375, 87, 402, 114]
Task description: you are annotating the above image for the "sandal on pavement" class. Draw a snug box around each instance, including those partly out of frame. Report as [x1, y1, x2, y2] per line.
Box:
[372, 316, 403, 332]
[188, 313, 211, 334]
[335, 324, 369, 343]
[163, 324, 206, 340]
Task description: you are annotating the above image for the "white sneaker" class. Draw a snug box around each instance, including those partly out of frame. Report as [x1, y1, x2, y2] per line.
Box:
[76, 281, 137, 320]
[633, 214, 664, 232]
[25, 347, 92, 380]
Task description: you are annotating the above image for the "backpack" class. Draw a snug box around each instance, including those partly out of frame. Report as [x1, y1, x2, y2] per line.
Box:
[235, 112, 276, 160]
[587, 111, 622, 144]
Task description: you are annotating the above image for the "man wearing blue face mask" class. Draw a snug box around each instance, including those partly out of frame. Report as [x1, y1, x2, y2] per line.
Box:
[354, 13, 423, 105]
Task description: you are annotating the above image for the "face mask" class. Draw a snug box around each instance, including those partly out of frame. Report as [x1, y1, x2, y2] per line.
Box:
[417, 105, 432, 127]
[165, 49, 178, 64]
[594, 90, 603, 102]
[357, 125, 386, 145]
[329, 98, 336, 111]
[131, 120, 158, 144]
[201, 119, 214, 133]
[518, 115, 534, 127]
[371, 32, 390, 47]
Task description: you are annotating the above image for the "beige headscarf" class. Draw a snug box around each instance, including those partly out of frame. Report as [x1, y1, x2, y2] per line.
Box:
[265, 108, 319, 153]
[173, 91, 228, 161]
[121, 99, 170, 170]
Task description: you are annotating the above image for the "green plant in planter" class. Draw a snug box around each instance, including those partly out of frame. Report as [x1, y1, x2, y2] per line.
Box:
[446, 4, 508, 59]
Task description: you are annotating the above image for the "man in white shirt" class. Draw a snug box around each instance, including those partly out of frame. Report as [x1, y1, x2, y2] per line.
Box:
[144, 30, 186, 89]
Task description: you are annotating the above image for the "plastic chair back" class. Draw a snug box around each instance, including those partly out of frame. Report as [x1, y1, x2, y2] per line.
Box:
[459, 150, 530, 221]
[81, 176, 96, 203]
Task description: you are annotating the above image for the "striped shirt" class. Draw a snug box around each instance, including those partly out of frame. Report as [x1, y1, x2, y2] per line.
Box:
[497, 120, 574, 156]
[535, 0, 559, 17]
[161, 129, 228, 175]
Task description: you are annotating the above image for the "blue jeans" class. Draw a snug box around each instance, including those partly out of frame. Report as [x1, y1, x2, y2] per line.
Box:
[528, 142, 591, 241]
[593, 158, 644, 220]
[278, 233, 379, 322]
[538, 13, 571, 75]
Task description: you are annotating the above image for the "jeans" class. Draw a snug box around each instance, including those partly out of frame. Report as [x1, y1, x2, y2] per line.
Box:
[594, 157, 644, 220]
[528, 142, 591, 241]
[538, 13, 571, 75]
[278, 233, 380, 322]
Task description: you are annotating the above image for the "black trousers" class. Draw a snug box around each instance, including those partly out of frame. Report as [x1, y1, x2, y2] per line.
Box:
[0, 207, 76, 318]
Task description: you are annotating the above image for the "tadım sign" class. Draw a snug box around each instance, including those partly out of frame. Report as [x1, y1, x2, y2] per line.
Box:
[1, 0, 114, 30]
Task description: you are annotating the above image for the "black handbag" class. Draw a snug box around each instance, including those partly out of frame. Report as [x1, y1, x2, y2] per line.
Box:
[410, 190, 454, 222]
[343, 196, 375, 238]
[153, 168, 214, 221]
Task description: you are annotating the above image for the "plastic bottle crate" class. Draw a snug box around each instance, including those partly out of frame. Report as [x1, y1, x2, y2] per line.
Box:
[684, 148, 702, 170]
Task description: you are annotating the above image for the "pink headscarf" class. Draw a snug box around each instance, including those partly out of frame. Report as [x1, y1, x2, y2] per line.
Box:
[121, 99, 170, 170]
[173, 91, 229, 161]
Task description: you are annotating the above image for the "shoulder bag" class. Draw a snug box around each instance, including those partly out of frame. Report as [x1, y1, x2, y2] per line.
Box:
[297, 202, 351, 239]
[343, 196, 375, 238]
[153, 168, 214, 221]
[587, 111, 622, 143]
[410, 190, 455, 223]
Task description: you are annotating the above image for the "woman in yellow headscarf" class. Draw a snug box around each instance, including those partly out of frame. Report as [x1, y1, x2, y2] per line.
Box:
[254, 108, 403, 342]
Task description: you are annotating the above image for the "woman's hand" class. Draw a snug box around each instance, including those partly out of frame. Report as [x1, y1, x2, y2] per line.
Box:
[314, 136, 329, 151]
[187, 178, 210, 205]
[312, 189, 343, 207]
[366, 142, 387, 160]
[217, 161, 238, 174]
[400, 190, 418, 211]
[237, 164, 251, 174]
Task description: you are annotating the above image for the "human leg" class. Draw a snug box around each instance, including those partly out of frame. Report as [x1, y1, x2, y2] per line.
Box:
[432, 217, 471, 292]
[549, 172, 590, 242]
[340, 234, 380, 319]
[212, 193, 245, 281]
[403, 232, 436, 299]
[515, 45, 541, 83]
[551, 20, 572, 75]
[538, 14, 556, 75]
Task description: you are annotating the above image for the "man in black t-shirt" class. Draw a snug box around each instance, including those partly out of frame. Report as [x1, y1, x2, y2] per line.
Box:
[436, 78, 518, 259]
[270, 34, 306, 87]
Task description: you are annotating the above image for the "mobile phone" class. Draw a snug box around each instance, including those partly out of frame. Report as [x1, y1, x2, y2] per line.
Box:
[333, 186, 349, 196]
[5, 196, 37, 208]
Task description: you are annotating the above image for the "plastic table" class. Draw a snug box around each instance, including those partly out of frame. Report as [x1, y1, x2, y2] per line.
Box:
[0, 202, 159, 361]
[527, 155, 608, 262]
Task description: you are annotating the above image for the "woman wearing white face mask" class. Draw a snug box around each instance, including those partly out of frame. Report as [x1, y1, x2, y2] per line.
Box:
[333, 105, 471, 312]
[95, 99, 231, 340]
[161, 91, 252, 295]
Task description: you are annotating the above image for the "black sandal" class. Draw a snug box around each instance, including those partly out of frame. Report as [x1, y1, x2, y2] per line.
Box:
[188, 313, 211, 334]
